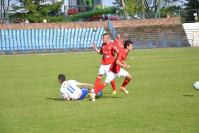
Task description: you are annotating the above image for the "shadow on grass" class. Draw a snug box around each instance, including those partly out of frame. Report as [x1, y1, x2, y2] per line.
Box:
[45, 95, 124, 102]
[45, 97, 64, 101]
[95, 95, 124, 99]
[182, 94, 194, 97]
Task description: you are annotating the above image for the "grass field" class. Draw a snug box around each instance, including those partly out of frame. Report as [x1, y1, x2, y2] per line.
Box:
[0, 47, 199, 133]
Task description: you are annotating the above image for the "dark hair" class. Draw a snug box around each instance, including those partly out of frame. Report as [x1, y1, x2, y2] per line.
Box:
[103, 33, 110, 36]
[58, 74, 66, 82]
[124, 40, 133, 49]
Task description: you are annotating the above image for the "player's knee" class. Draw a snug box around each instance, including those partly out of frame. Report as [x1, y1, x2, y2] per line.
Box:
[97, 75, 103, 79]
[104, 83, 108, 87]
[105, 79, 111, 85]
[127, 74, 132, 80]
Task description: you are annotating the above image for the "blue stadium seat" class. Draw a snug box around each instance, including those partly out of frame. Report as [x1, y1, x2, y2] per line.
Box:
[12, 30, 17, 50]
[0, 26, 106, 53]
[1, 30, 7, 51]
[30, 29, 35, 50]
[0, 30, 3, 51]
[23, 29, 29, 50]
[26, 29, 31, 50]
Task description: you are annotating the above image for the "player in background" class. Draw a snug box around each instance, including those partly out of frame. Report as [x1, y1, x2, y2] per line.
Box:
[90, 40, 134, 101]
[114, 33, 125, 51]
[92, 33, 118, 96]
[58, 74, 93, 101]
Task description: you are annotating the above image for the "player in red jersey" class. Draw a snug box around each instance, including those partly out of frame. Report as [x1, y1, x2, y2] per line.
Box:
[90, 40, 133, 101]
[114, 34, 125, 51]
[92, 33, 118, 96]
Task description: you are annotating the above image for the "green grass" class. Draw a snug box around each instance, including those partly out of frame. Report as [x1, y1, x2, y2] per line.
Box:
[0, 47, 199, 133]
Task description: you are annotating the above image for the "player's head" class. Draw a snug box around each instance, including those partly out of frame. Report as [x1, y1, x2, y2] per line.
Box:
[58, 74, 66, 84]
[117, 33, 123, 42]
[117, 33, 121, 39]
[102, 33, 110, 44]
[124, 40, 133, 50]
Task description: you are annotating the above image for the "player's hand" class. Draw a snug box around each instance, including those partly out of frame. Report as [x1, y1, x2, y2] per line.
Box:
[92, 42, 96, 49]
[126, 65, 130, 68]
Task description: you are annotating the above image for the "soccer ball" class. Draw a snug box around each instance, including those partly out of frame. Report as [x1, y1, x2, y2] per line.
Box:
[193, 81, 199, 90]
[97, 90, 103, 97]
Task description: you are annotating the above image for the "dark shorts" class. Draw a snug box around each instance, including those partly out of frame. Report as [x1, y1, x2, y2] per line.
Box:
[79, 88, 88, 100]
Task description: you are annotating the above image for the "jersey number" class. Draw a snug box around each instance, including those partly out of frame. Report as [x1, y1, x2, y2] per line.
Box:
[67, 85, 75, 94]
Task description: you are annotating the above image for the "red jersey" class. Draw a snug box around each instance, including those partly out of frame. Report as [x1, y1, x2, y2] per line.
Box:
[110, 49, 128, 74]
[114, 37, 124, 51]
[100, 42, 115, 65]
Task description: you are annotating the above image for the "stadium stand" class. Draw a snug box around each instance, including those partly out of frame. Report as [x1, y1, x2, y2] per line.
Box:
[183, 22, 199, 47]
[114, 24, 189, 49]
[0, 17, 191, 54]
[0, 27, 105, 53]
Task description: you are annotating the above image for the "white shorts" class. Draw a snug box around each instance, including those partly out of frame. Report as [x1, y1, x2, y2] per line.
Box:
[105, 68, 129, 84]
[98, 64, 111, 76]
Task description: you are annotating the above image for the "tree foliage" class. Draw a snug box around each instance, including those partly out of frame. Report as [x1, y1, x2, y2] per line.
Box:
[15, 0, 64, 23]
[0, 0, 10, 23]
[113, 0, 185, 18]
[183, 0, 199, 22]
[184, 0, 199, 9]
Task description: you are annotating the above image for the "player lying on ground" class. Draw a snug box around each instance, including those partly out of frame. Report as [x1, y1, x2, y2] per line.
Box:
[90, 40, 134, 101]
[58, 74, 93, 101]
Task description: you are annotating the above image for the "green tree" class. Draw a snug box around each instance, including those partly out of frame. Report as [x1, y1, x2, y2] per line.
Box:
[125, 0, 137, 15]
[183, 0, 199, 22]
[113, 0, 124, 15]
[113, 0, 136, 19]
[113, 0, 184, 19]
[15, 0, 63, 23]
[184, 0, 199, 9]
[0, 0, 10, 23]
[159, 5, 181, 17]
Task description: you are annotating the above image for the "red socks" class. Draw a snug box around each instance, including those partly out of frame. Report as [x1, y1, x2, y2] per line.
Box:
[93, 75, 105, 94]
[93, 76, 117, 94]
[94, 83, 106, 94]
[94, 76, 101, 90]
[122, 78, 131, 87]
[111, 80, 117, 91]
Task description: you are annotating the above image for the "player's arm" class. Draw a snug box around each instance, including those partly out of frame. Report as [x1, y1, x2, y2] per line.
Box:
[76, 82, 93, 89]
[92, 42, 101, 54]
[113, 44, 119, 53]
[116, 60, 130, 68]
[63, 93, 70, 101]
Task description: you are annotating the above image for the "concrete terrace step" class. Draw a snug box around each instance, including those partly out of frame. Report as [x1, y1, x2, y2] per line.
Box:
[183, 23, 199, 46]
[114, 24, 189, 48]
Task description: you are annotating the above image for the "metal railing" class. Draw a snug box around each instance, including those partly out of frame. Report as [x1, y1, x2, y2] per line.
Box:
[107, 20, 117, 39]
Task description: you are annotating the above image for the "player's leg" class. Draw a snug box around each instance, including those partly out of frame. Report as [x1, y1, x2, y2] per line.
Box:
[118, 68, 132, 94]
[96, 71, 116, 94]
[93, 75, 103, 97]
[105, 64, 117, 94]
[90, 71, 116, 101]
[94, 75, 103, 90]
[90, 82, 107, 102]
[111, 80, 117, 95]
[93, 65, 105, 95]
[78, 88, 88, 100]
